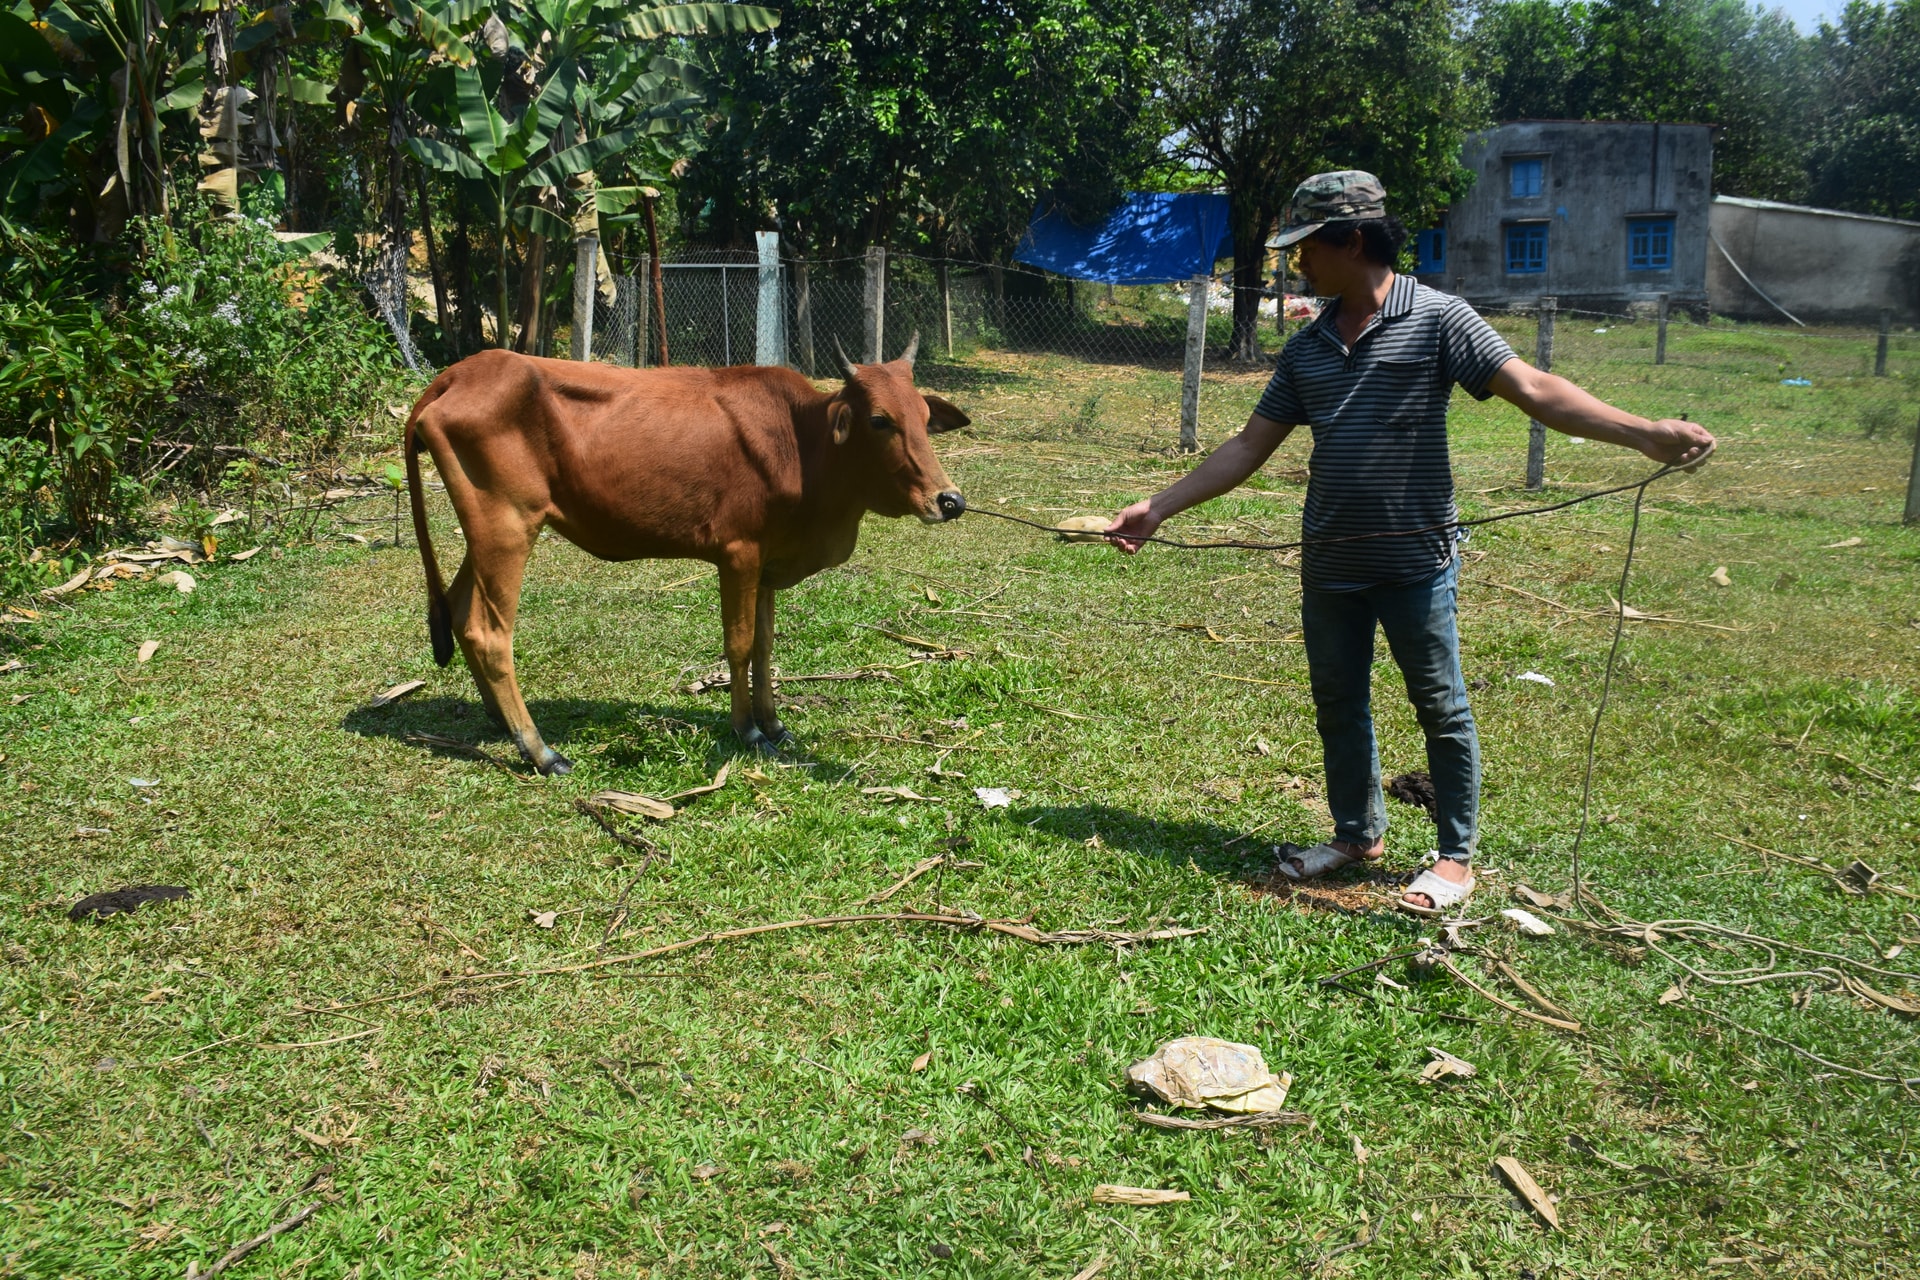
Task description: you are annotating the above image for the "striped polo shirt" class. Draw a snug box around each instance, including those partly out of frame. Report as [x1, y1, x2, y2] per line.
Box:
[1254, 275, 1516, 591]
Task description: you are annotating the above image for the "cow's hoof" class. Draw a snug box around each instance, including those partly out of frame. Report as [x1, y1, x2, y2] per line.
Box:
[538, 751, 574, 776]
[737, 726, 781, 756]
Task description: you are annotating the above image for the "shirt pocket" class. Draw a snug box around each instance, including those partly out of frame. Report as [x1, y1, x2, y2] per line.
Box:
[1370, 347, 1441, 427]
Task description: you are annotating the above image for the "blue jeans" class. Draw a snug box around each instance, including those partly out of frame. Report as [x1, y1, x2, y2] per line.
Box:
[1300, 558, 1479, 863]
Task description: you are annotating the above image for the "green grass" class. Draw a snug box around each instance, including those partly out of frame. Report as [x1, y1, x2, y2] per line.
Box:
[5, 321, 1920, 1278]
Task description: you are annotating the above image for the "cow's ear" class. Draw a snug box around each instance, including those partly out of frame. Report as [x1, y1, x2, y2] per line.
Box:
[829, 400, 853, 445]
[923, 394, 970, 433]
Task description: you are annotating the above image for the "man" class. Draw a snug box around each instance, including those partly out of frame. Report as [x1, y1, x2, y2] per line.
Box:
[1106, 171, 1714, 916]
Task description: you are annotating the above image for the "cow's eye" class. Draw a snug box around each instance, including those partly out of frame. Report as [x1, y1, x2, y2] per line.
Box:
[869, 414, 894, 431]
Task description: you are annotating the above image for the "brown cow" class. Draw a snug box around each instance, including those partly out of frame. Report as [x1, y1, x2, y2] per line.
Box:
[403, 336, 967, 774]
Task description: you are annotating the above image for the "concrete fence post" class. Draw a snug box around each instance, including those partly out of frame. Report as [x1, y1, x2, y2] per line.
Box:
[792, 253, 815, 376]
[1526, 296, 1556, 490]
[1655, 293, 1669, 366]
[570, 233, 598, 361]
[863, 246, 887, 363]
[1906, 409, 1920, 525]
[1179, 274, 1208, 453]
[754, 230, 784, 367]
[1876, 309, 1891, 377]
[637, 254, 651, 366]
[939, 261, 953, 358]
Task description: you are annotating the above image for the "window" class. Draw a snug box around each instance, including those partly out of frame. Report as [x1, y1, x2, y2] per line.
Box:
[1415, 228, 1446, 273]
[1628, 218, 1674, 270]
[1506, 223, 1548, 273]
[1509, 158, 1545, 198]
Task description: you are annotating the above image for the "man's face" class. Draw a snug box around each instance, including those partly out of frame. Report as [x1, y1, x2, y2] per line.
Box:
[1289, 231, 1361, 297]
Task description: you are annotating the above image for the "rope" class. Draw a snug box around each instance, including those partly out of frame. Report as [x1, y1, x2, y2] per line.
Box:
[963, 446, 1711, 554]
[966, 444, 1713, 919]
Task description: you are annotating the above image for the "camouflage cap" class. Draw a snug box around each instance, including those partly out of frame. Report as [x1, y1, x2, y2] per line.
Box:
[1268, 170, 1389, 248]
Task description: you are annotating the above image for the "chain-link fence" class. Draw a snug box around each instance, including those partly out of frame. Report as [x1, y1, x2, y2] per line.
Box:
[591, 249, 1260, 372]
[575, 248, 1920, 519]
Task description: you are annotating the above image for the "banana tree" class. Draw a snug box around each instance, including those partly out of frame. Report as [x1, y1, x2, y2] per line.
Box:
[407, 1, 775, 349]
[0, 0, 209, 236]
[406, 62, 564, 347]
[194, 0, 356, 218]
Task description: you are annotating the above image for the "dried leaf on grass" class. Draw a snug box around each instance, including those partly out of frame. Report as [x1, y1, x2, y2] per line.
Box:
[1419, 1046, 1477, 1084]
[911, 1050, 933, 1073]
[1091, 1185, 1189, 1206]
[1129, 1109, 1309, 1131]
[587, 791, 676, 821]
[1845, 976, 1920, 1017]
[369, 679, 425, 708]
[861, 785, 935, 803]
[664, 762, 731, 804]
[1513, 884, 1570, 911]
[1492, 1156, 1561, 1230]
[229, 547, 262, 562]
[44, 569, 92, 597]
[137, 640, 160, 664]
[1658, 984, 1687, 1005]
[157, 570, 196, 594]
[529, 911, 558, 929]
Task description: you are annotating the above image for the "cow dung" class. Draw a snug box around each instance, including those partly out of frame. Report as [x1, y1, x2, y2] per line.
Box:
[1386, 771, 1438, 818]
[68, 885, 191, 921]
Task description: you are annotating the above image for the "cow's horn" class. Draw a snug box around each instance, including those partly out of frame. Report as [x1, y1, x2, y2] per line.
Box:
[833, 335, 860, 380]
[897, 331, 920, 366]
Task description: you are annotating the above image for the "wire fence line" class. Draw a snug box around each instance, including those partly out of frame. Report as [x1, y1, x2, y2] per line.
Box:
[576, 249, 1920, 521]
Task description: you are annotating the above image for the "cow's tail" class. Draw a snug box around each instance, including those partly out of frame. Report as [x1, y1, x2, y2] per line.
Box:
[404, 386, 456, 668]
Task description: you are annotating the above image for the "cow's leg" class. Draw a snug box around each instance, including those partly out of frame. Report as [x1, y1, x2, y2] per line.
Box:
[717, 552, 777, 755]
[445, 553, 507, 728]
[450, 516, 571, 775]
[751, 586, 792, 747]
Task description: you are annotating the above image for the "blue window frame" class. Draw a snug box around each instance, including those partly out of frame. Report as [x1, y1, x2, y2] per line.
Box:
[1509, 158, 1544, 198]
[1506, 223, 1548, 273]
[1628, 218, 1674, 270]
[1415, 228, 1446, 273]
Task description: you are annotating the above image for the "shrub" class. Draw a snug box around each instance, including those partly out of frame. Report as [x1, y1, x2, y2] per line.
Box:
[0, 207, 412, 594]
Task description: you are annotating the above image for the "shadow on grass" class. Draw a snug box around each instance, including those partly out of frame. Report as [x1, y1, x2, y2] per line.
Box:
[341, 695, 854, 773]
[910, 360, 1041, 396]
[1006, 801, 1405, 917]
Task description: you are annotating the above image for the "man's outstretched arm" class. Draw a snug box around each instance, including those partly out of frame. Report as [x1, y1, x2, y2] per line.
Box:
[1488, 359, 1715, 466]
[1104, 413, 1296, 552]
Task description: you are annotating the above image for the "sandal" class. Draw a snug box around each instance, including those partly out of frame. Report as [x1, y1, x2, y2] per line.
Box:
[1396, 863, 1476, 918]
[1274, 839, 1382, 882]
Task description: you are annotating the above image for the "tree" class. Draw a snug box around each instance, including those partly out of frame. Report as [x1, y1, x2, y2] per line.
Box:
[678, 0, 1168, 261]
[1466, 0, 1816, 202]
[1161, 0, 1482, 360]
[1807, 0, 1920, 219]
[406, 1, 776, 347]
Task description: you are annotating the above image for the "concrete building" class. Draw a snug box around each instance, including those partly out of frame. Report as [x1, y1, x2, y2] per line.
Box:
[1412, 120, 1713, 315]
[1708, 196, 1920, 326]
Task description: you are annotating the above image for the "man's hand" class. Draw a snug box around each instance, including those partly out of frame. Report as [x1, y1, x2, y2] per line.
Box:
[1636, 417, 1716, 469]
[1490, 361, 1715, 469]
[1105, 499, 1163, 554]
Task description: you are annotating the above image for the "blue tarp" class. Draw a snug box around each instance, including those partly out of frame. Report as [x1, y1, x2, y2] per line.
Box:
[1013, 192, 1232, 285]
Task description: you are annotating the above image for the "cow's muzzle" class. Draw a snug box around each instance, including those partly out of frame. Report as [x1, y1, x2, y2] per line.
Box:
[936, 491, 966, 522]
